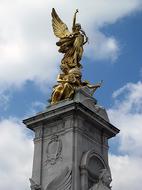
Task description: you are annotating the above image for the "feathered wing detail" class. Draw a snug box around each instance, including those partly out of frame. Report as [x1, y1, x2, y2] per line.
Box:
[46, 167, 72, 190]
[51, 8, 71, 38]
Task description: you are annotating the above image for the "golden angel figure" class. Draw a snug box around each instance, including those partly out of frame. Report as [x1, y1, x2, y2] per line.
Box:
[51, 8, 88, 71]
[50, 8, 102, 105]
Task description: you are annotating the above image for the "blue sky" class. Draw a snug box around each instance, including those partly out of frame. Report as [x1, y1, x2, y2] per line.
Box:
[0, 1, 142, 190]
[1, 7, 142, 117]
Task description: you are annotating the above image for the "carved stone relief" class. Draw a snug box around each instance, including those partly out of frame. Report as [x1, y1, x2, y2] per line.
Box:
[89, 169, 112, 190]
[44, 135, 62, 165]
[46, 166, 72, 190]
[80, 149, 107, 190]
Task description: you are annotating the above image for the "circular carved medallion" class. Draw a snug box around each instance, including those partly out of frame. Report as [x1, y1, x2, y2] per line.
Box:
[45, 135, 62, 165]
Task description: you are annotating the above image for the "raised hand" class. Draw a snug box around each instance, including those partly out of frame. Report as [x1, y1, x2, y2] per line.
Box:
[75, 9, 79, 14]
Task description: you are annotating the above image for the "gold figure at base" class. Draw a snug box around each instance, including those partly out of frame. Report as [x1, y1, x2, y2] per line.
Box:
[51, 67, 102, 104]
[51, 68, 81, 104]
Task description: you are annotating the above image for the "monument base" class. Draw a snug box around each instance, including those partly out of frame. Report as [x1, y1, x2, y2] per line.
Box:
[23, 87, 119, 190]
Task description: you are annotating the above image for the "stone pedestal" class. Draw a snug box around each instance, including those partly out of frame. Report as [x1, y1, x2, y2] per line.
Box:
[23, 87, 119, 190]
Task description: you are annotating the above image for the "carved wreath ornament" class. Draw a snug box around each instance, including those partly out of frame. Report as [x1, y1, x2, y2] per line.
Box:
[45, 135, 62, 165]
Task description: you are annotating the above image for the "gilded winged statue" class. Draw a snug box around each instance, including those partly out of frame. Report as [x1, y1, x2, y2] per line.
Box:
[51, 8, 88, 70]
[50, 8, 102, 104]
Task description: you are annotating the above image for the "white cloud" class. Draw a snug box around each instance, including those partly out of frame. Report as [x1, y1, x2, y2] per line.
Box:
[110, 155, 142, 190]
[0, 118, 33, 190]
[108, 82, 142, 155]
[0, 0, 141, 92]
[108, 81, 142, 190]
[85, 32, 120, 61]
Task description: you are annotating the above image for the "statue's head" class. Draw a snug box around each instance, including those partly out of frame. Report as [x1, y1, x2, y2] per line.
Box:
[99, 169, 112, 187]
[75, 23, 81, 31]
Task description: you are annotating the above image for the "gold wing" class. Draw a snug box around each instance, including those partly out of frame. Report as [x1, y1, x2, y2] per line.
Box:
[51, 8, 71, 38]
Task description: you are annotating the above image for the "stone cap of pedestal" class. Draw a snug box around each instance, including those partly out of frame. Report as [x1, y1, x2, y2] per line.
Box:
[23, 87, 120, 138]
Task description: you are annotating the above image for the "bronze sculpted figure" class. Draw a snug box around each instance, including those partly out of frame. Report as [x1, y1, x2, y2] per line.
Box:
[51, 8, 102, 104]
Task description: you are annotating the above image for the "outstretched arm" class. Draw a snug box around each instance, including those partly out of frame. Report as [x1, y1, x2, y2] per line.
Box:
[87, 80, 103, 89]
[72, 9, 79, 31]
[82, 80, 103, 96]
